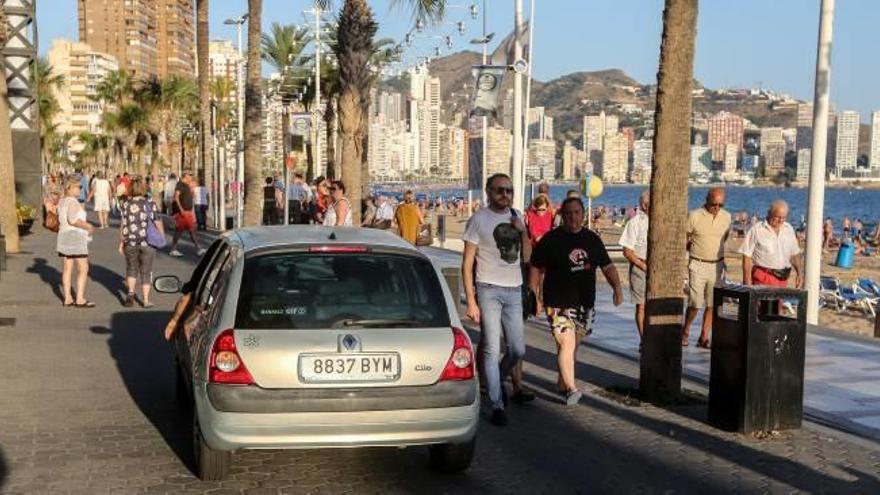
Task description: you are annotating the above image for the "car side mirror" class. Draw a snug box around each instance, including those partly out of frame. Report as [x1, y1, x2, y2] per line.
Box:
[154, 275, 182, 294]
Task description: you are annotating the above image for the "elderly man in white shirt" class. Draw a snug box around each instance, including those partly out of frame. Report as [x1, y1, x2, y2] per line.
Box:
[739, 199, 803, 288]
[374, 195, 394, 229]
[619, 189, 650, 344]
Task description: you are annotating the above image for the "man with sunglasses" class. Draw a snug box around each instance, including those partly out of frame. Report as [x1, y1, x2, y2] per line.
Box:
[740, 199, 803, 289]
[462, 173, 531, 426]
[682, 188, 731, 349]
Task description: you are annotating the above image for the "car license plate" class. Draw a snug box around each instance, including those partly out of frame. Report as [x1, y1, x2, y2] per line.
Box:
[299, 353, 400, 383]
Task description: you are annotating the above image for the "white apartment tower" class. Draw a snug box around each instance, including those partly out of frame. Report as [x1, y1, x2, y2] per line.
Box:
[871, 111, 880, 169]
[835, 110, 860, 174]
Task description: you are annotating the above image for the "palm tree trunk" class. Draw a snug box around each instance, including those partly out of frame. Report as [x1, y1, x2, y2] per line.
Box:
[196, 0, 214, 213]
[242, 0, 264, 226]
[335, 0, 377, 225]
[150, 132, 161, 179]
[0, 54, 20, 252]
[640, 0, 699, 402]
[324, 98, 336, 179]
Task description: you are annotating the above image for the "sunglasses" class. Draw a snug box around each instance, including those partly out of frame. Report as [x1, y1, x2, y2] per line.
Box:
[536, 208, 547, 213]
[490, 187, 514, 195]
[329, 187, 338, 191]
[707, 202, 724, 208]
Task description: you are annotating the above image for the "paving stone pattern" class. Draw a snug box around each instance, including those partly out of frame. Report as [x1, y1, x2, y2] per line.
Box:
[0, 228, 878, 493]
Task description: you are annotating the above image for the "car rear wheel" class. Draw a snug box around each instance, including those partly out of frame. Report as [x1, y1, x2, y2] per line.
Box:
[193, 410, 231, 481]
[428, 436, 476, 473]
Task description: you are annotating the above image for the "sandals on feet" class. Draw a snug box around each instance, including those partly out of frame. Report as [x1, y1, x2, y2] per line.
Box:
[697, 339, 711, 349]
[75, 301, 96, 308]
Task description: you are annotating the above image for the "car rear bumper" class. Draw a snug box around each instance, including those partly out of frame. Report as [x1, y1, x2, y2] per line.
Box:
[195, 381, 479, 451]
[206, 380, 477, 413]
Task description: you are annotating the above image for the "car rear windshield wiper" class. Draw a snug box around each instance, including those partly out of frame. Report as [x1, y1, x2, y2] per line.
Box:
[336, 318, 421, 328]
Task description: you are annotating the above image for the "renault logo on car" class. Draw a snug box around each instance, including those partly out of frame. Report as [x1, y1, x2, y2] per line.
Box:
[340, 334, 360, 352]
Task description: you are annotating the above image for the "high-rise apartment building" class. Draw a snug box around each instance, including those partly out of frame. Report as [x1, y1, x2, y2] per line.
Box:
[527, 107, 553, 141]
[632, 139, 652, 172]
[526, 139, 556, 180]
[440, 126, 467, 179]
[760, 127, 785, 176]
[561, 141, 586, 180]
[582, 111, 618, 168]
[723, 143, 739, 176]
[871, 111, 880, 169]
[47, 40, 120, 146]
[796, 149, 811, 181]
[209, 40, 242, 109]
[796, 103, 813, 175]
[834, 110, 860, 174]
[416, 77, 442, 175]
[600, 132, 628, 183]
[708, 111, 744, 162]
[156, 0, 195, 79]
[690, 145, 711, 175]
[486, 125, 513, 176]
[78, 0, 195, 79]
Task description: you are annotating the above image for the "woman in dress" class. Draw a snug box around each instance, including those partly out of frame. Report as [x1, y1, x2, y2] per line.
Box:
[118, 177, 163, 308]
[57, 177, 95, 307]
[323, 180, 352, 227]
[88, 171, 112, 229]
[394, 190, 422, 245]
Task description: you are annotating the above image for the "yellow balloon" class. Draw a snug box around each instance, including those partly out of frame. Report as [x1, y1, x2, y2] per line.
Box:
[581, 175, 604, 199]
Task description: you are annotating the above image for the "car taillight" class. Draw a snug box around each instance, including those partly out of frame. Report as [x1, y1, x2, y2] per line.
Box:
[209, 329, 255, 385]
[440, 327, 474, 381]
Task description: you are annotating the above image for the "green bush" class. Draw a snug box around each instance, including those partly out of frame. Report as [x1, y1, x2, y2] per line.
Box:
[16, 202, 36, 225]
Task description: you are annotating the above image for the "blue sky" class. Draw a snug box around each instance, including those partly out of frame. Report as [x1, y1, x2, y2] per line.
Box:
[39, 0, 879, 121]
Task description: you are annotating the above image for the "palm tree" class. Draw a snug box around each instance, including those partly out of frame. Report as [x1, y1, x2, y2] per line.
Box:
[261, 22, 312, 176]
[34, 57, 65, 172]
[196, 0, 213, 199]
[242, 0, 264, 227]
[0, 5, 20, 252]
[133, 75, 198, 178]
[324, 0, 443, 223]
[641, 0, 699, 402]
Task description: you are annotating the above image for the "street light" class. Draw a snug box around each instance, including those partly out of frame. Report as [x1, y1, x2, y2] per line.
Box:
[224, 13, 248, 229]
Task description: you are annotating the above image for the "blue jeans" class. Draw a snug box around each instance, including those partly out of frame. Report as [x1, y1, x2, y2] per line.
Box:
[477, 282, 526, 410]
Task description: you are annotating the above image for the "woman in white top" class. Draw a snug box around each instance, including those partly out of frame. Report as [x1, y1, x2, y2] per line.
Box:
[57, 177, 95, 307]
[87, 171, 112, 229]
[323, 180, 353, 227]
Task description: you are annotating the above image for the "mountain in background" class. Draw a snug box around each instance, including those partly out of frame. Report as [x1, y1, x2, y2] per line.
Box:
[380, 50, 871, 157]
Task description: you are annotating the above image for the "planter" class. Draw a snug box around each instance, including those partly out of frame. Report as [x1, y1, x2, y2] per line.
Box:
[18, 218, 34, 236]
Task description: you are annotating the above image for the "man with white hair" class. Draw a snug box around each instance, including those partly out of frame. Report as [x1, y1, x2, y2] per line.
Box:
[619, 190, 650, 346]
[739, 199, 803, 288]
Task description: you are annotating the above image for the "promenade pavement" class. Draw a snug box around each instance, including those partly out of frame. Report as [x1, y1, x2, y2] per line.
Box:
[0, 221, 879, 493]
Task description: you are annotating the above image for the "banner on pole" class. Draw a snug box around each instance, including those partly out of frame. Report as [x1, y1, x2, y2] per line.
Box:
[290, 113, 311, 136]
[469, 65, 507, 119]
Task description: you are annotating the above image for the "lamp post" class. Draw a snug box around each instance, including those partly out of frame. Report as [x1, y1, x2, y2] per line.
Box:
[224, 13, 248, 229]
[512, 0, 524, 211]
[469, 0, 492, 210]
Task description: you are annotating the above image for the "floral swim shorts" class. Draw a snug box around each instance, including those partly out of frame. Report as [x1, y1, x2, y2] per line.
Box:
[546, 306, 596, 341]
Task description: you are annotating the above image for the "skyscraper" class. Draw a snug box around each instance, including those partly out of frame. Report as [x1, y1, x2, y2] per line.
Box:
[871, 111, 880, 169]
[760, 127, 785, 176]
[582, 111, 618, 169]
[708, 111, 744, 162]
[600, 132, 628, 183]
[440, 126, 467, 179]
[209, 40, 243, 108]
[47, 40, 119, 144]
[78, 0, 195, 79]
[526, 139, 556, 180]
[527, 107, 554, 141]
[690, 145, 711, 175]
[561, 141, 585, 180]
[834, 110, 860, 174]
[796, 103, 813, 177]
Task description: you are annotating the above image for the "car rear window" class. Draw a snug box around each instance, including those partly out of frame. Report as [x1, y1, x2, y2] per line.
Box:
[235, 252, 451, 329]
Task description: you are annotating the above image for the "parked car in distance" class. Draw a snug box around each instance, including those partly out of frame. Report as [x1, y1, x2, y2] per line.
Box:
[155, 226, 479, 480]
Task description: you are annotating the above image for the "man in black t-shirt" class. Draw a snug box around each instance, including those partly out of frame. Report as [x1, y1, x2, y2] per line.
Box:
[169, 172, 204, 257]
[529, 197, 624, 406]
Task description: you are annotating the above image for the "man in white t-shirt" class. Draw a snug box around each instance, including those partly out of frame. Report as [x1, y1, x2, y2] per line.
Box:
[374, 195, 394, 229]
[286, 173, 311, 224]
[193, 180, 209, 231]
[619, 189, 650, 346]
[739, 199, 803, 288]
[462, 173, 531, 427]
[163, 174, 178, 215]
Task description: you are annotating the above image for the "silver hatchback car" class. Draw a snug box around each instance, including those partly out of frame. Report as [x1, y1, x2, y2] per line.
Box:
[155, 227, 479, 480]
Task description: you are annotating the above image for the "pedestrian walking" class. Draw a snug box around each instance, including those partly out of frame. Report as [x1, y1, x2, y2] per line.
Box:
[525, 195, 554, 248]
[169, 172, 205, 257]
[262, 177, 280, 225]
[529, 197, 623, 405]
[740, 200, 803, 288]
[462, 173, 530, 426]
[286, 173, 310, 224]
[324, 180, 353, 227]
[374, 195, 394, 229]
[361, 196, 377, 227]
[57, 177, 95, 308]
[193, 180, 209, 231]
[118, 178, 163, 308]
[163, 173, 178, 215]
[42, 172, 62, 226]
[87, 171, 112, 229]
[682, 187, 731, 349]
[394, 191, 422, 245]
[620, 190, 650, 347]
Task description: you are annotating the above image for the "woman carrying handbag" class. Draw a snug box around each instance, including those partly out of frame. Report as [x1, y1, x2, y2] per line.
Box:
[118, 177, 164, 308]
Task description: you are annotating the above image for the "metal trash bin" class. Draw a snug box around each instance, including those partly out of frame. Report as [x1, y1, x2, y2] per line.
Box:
[708, 284, 806, 433]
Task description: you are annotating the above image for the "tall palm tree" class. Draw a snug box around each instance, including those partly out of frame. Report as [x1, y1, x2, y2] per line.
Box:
[0, 5, 20, 251]
[242, 0, 264, 226]
[325, 0, 444, 223]
[196, 0, 213, 199]
[34, 57, 65, 171]
[641, 0, 699, 402]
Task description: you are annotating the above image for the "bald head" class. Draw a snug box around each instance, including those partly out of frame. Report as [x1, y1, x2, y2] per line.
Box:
[704, 187, 726, 215]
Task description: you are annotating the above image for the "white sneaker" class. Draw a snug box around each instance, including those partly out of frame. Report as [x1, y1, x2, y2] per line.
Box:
[565, 389, 583, 406]
[196, 248, 207, 256]
[169, 249, 183, 257]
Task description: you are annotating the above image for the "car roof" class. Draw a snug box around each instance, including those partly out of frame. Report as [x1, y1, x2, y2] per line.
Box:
[229, 226, 421, 253]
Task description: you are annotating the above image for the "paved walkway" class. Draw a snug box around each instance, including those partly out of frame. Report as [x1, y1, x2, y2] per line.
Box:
[1, 224, 879, 493]
[422, 245, 880, 443]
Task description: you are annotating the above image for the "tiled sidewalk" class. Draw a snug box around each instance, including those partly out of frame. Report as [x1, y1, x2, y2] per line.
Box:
[421, 245, 880, 443]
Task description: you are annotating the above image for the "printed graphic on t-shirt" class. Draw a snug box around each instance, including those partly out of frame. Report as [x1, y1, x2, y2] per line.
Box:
[493, 223, 522, 264]
[568, 248, 592, 273]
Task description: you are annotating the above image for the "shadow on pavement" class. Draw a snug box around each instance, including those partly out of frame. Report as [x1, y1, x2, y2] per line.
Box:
[25, 257, 63, 301]
[87, 262, 127, 304]
[90, 311, 195, 475]
[0, 447, 7, 490]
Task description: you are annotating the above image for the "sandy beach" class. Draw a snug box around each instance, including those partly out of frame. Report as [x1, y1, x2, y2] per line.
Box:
[430, 212, 879, 337]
